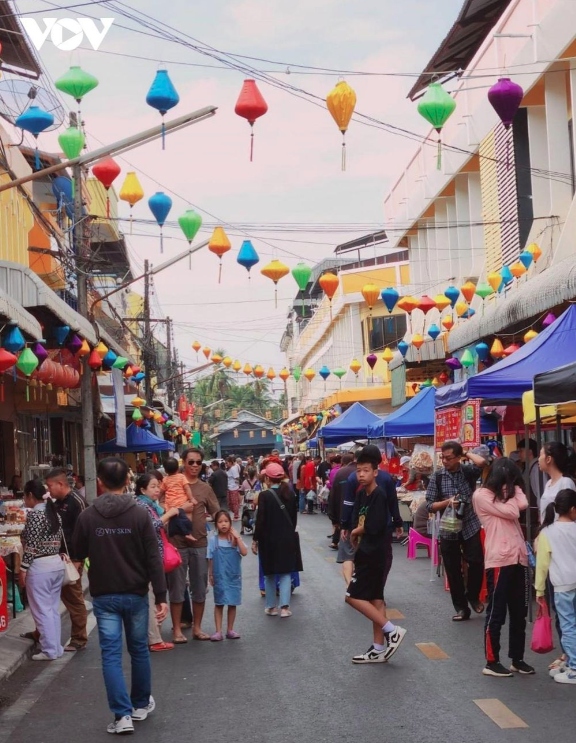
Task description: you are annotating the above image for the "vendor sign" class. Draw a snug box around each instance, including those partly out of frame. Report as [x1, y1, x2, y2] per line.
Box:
[435, 399, 480, 450]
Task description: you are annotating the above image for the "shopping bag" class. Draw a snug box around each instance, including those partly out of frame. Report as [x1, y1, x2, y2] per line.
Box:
[60, 553, 80, 586]
[439, 504, 462, 537]
[530, 601, 555, 654]
[160, 530, 183, 573]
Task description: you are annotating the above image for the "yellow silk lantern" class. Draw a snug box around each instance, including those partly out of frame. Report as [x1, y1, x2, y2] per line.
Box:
[254, 365, 265, 379]
[350, 358, 362, 377]
[412, 333, 424, 363]
[131, 396, 145, 408]
[487, 272, 502, 293]
[527, 243, 542, 262]
[442, 315, 454, 331]
[326, 80, 357, 170]
[434, 294, 451, 312]
[95, 341, 108, 359]
[266, 367, 276, 381]
[192, 340, 201, 356]
[279, 368, 290, 382]
[77, 339, 90, 357]
[490, 339, 505, 359]
[382, 347, 394, 364]
[119, 172, 144, 232]
[243, 363, 253, 376]
[211, 353, 223, 365]
[304, 368, 316, 382]
[222, 356, 232, 368]
[455, 301, 468, 318]
[232, 360, 241, 372]
[261, 259, 290, 308]
[361, 283, 380, 310]
[524, 329, 538, 343]
[208, 226, 232, 283]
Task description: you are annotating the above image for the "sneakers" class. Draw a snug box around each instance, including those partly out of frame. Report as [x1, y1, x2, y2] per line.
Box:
[280, 608, 292, 618]
[107, 715, 135, 734]
[549, 661, 567, 678]
[31, 652, 54, 661]
[483, 662, 513, 677]
[510, 660, 535, 675]
[131, 696, 155, 721]
[264, 607, 278, 616]
[352, 645, 387, 664]
[554, 668, 576, 684]
[384, 626, 406, 661]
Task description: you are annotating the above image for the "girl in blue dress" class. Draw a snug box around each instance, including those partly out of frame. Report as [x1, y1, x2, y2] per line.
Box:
[208, 510, 248, 641]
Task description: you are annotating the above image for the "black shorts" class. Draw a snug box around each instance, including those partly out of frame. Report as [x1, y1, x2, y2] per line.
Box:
[345, 550, 385, 601]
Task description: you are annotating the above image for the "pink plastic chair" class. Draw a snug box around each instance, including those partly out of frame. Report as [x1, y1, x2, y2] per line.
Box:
[407, 527, 439, 565]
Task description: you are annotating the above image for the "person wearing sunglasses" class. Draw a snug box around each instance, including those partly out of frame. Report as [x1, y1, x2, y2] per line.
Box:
[164, 448, 220, 643]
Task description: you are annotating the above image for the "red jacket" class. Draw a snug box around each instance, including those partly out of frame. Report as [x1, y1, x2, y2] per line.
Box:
[303, 461, 317, 491]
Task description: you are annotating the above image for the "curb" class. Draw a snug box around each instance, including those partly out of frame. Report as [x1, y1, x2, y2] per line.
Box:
[0, 575, 91, 685]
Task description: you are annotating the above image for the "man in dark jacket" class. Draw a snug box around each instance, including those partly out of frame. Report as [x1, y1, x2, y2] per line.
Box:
[208, 460, 228, 510]
[73, 457, 167, 735]
[327, 453, 355, 550]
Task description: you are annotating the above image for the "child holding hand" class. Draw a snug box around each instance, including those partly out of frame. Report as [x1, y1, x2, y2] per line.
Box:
[208, 511, 247, 641]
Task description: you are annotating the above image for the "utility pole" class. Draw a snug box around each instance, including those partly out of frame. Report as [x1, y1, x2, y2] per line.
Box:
[166, 317, 173, 408]
[143, 260, 153, 405]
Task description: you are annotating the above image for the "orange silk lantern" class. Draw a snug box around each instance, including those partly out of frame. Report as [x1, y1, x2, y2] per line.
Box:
[279, 368, 290, 382]
[260, 259, 290, 308]
[460, 281, 476, 304]
[304, 368, 316, 383]
[266, 367, 276, 381]
[510, 262, 526, 279]
[253, 365, 265, 379]
[326, 80, 357, 170]
[192, 340, 201, 357]
[243, 363, 253, 377]
[442, 315, 455, 331]
[527, 243, 542, 262]
[202, 346, 211, 359]
[211, 353, 223, 365]
[319, 272, 339, 319]
[222, 356, 232, 368]
[232, 360, 241, 373]
[411, 333, 424, 363]
[490, 339, 505, 359]
[397, 295, 419, 331]
[208, 226, 232, 283]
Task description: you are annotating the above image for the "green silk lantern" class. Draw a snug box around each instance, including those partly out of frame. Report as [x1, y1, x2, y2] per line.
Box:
[292, 366, 302, 382]
[178, 210, 202, 268]
[460, 348, 475, 368]
[292, 262, 312, 316]
[17, 347, 39, 401]
[132, 408, 143, 422]
[112, 356, 129, 370]
[55, 66, 99, 104]
[58, 126, 85, 160]
[475, 282, 494, 314]
[417, 82, 456, 169]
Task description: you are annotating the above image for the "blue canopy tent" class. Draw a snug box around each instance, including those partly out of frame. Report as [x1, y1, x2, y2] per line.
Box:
[368, 387, 499, 438]
[97, 423, 175, 453]
[317, 402, 381, 445]
[435, 305, 576, 407]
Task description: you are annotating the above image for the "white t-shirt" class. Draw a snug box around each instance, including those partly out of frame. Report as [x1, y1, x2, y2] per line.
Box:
[539, 476, 576, 521]
[227, 464, 240, 490]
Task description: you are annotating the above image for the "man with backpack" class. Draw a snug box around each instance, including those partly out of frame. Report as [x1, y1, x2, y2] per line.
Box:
[426, 441, 487, 622]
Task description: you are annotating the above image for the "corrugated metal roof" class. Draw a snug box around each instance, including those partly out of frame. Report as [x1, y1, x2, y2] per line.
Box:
[0, 287, 42, 339]
[0, 1, 41, 79]
[447, 256, 576, 351]
[408, 0, 510, 99]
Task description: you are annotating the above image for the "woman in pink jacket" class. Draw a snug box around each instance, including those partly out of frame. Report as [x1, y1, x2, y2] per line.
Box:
[473, 458, 534, 678]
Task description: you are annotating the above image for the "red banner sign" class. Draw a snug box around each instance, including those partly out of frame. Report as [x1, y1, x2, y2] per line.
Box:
[435, 399, 480, 450]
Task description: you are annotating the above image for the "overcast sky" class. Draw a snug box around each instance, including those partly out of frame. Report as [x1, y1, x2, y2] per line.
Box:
[16, 0, 463, 390]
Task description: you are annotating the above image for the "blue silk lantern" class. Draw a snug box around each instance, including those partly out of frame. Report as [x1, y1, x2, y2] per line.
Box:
[501, 265, 513, 285]
[475, 342, 489, 362]
[3, 325, 25, 353]
[15, 105, 55, 169]
[146, 69, 180, 149]
[133, 372, 145, 383]
[102, 349, 117, 369]
[52, 176, 74, 221]
[54, 325, 70, 347]
[381, 287, 399, 314]
[444, 285, 460, 308]
[397, 340, 409, 358]
[461, 308, 476, 319]
[237, 240, 259, 278]
[518, 250, 533, 270]
[427, 323, 441, 341]
[319, 365, 331, 380]
[148, 192, 172, 253]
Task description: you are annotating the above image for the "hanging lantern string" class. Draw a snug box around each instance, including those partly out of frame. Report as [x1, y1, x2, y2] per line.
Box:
[341, 132, 346, 172]
[250, 124, 255, 162]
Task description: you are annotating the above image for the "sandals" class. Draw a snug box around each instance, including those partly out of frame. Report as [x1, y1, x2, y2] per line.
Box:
[172, 636, 188, 644]
[150, 641, 174, 651]
[193, 632, 211, 641]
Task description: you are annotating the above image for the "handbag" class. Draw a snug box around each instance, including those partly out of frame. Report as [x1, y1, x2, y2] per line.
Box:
[160, 529, 182, 573]
[60, 531, 80, 586]
[531, 600, 555, 654]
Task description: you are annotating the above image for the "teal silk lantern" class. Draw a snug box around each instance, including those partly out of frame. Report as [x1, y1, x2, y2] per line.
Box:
[397, 340, 409, 358]
[501, 265, 513, 285]
[146, 69, 180, 149]
[518, 250, 533, 270]
[237, 240, 259, 279]
[102, 349, 117, 369]
[444, 285, 460, 308]
[15, 105, 55, 170]
[3, 325, 25, 353]
[417, 82, 456, 169]
[148, 192, 172, 253]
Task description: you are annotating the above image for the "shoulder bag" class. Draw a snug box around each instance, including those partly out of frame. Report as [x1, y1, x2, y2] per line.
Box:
[60, 531, 81, 586]
[267, 489, 303, 572]
[160, 528, 183, 573]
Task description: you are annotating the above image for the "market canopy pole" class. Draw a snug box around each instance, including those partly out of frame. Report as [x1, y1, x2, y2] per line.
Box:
[0, 106, 217, 194]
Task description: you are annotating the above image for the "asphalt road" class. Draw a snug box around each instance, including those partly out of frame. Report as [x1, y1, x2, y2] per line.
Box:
[0, 514, 571, 743]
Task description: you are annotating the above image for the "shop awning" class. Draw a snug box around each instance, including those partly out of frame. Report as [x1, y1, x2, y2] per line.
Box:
[533, 361, 576, 406]
[436, 305, 576, 407]
[318, 402, 381, 445]
[97, 422, 174, 453]
[0, 287, 43, 339]
[0, 261, 97, 344]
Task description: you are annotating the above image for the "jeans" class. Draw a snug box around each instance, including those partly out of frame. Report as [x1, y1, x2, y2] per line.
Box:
[93, 594, 150, 719]
[298, 490, 306, 513]
[264, 573, 291, 609]
[554, 589, 576, 670]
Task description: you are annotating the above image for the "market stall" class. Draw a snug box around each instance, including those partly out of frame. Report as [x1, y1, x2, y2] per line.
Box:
[317, 402, 381, 446]
[97, 422, 175, 453]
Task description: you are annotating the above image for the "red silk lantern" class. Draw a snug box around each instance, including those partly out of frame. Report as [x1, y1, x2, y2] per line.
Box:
[0, 348, 17, 402]
[92, 157, 121, 217]
[88, 349, 102, 371]
[235, 80, 268, 162]
[418, 295, 436, 315]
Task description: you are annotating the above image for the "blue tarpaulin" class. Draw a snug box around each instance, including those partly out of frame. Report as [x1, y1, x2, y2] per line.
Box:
[435, 305, 576, 407]
[368, 387, 499, 437]
[97, 423, 175, 453]
[317, 402, 381, 445]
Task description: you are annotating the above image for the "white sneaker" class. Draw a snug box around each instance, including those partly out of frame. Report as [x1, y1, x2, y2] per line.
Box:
[352, 645, 387, 664]
[280, 608, 292, 618]
[107, 715, 134, 734]
[549, 662, 567, 678]
[264, 607, 278, 616]
[131, 695, 155, 721]
[31, 652, 53, 661]
[384, 626, 407, 661]
[554, 668, 576, 684]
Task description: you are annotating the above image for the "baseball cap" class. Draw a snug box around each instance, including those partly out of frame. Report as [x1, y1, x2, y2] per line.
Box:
[264, 462, 285, 479]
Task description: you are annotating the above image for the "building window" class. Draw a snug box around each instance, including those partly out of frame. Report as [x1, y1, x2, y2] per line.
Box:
[363, 314, 407, 353]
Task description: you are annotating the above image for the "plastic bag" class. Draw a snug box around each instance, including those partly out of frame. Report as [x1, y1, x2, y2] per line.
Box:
[530, 601, 555, 654]
[439, 505, 462, 537]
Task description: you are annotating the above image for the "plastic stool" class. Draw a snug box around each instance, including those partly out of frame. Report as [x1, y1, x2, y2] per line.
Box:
[407, 528, 439, 564]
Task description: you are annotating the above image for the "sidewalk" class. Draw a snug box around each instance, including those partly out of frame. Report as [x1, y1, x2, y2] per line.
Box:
[0, 574, 91, 683]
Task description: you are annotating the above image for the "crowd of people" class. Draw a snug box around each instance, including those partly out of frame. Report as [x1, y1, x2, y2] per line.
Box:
[14, 434, 576, 733]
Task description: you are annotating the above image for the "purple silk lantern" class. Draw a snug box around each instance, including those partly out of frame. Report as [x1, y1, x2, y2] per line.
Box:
[32, 342, 49, 367]
[366, 353, 378, 370]
[445, 357, 462, 370]
[66, 334, 83, 355]
[542, 312, 556, 328]
[488, 77, 524, 129]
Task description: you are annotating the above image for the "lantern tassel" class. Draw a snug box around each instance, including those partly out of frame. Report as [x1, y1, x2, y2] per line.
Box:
[250, 128, 254, 162]
[161, 120, 166, 150]
[26, 380, 30, 402]
[437, 136, 442, 170]
[106, 196, 110, 219]
[160, 229, 164, 254]
[274, 286, 278, 309]
[218, 260, 222, 284]
[130, 208, 133, 235]
[341, 132, 346, 172]
[34, 147, 40, 171]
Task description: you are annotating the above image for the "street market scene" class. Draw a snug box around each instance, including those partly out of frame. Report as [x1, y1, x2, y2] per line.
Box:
[2, 0, 576, 740]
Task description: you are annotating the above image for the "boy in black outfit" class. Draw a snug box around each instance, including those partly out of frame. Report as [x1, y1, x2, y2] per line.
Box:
[345, 447, 406, 663]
